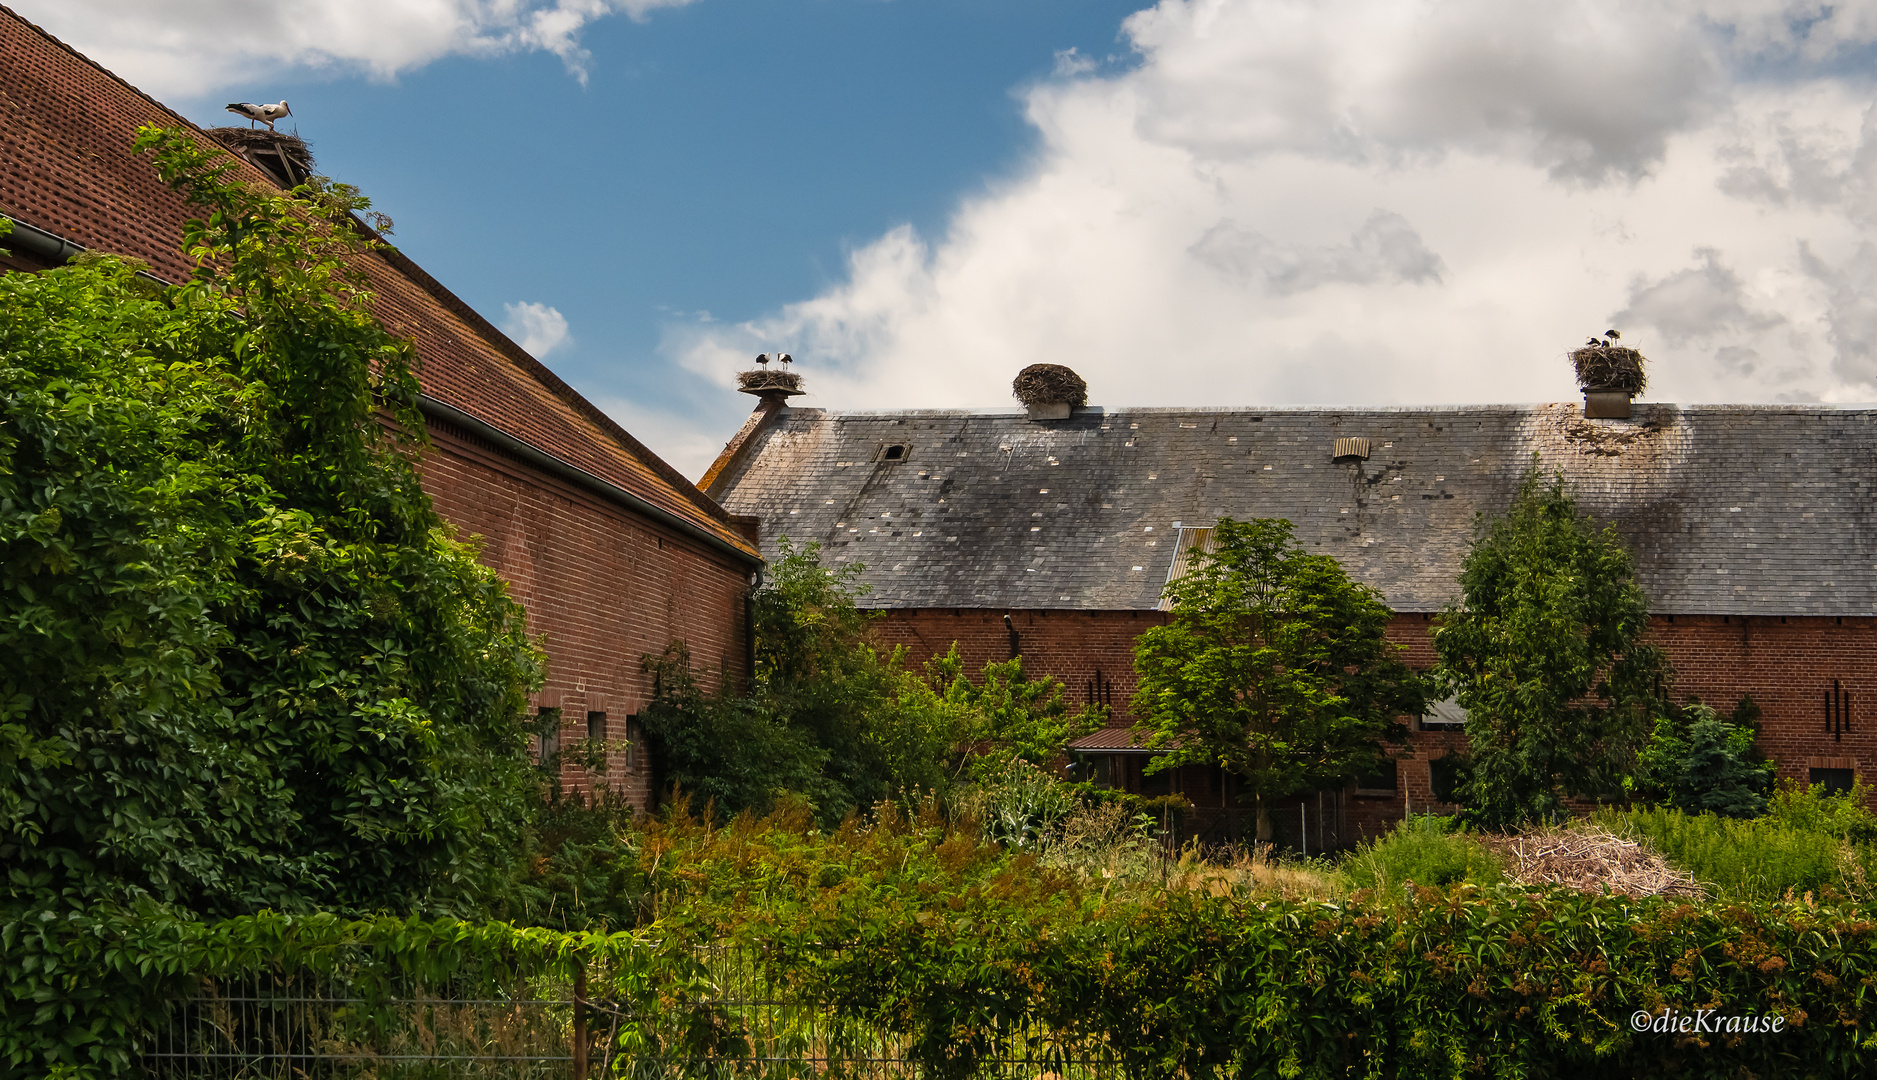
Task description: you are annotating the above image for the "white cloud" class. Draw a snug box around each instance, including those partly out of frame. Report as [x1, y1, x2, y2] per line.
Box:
[502, 301, 572, 358]
[11, 0, 697, 98]
[669, 0, 1877, 433]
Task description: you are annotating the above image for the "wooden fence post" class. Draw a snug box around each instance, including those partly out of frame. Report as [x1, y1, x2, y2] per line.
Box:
[573, 963, 588, 1080]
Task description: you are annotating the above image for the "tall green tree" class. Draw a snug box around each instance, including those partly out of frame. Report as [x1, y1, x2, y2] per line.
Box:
[0, 129, 542, 918]
[1132, 517, 1425, 841]
[1433, 468, 1667, 828]
[1629, 697, 1773, 818]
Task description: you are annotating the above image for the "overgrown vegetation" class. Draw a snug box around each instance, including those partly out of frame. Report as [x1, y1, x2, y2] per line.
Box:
[1627, 696, 1774, 818]
[1433, 467, 1668, 828]
[639, 538, 1102, 826]
[0, 130, 542, 922]
[1599, 781, 1877, 902]
[1132, 517, 1425, 840]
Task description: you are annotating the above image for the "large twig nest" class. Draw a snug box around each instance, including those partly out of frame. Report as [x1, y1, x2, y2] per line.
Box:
[737, 369, 803, 393]
[1012, 364, 1088, 408]
[204, 127, 313, 168]
[1481, 826, 1702, 898]
[1571, 345, 1647, 394]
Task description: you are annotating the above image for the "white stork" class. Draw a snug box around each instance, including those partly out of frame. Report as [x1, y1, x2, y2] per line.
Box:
[225, 101, 292, 131]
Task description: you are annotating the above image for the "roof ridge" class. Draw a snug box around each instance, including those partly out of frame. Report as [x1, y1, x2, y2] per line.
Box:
[364, 235, 751, 539]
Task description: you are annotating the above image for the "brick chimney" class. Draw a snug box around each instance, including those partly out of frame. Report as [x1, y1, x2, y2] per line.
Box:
[700, 355, 805, 498]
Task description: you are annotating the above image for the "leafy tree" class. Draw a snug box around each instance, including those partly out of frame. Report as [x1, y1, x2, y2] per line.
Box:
[0, 129, 542, 918]
[637, 640, 826, 820]
[1433, 468, 1667, 828]
[1629, 697, 1774, 818]
[913, 646, 1103, 784]
[644, 540, 1102, 824]
[1131, 517, 1425, 841]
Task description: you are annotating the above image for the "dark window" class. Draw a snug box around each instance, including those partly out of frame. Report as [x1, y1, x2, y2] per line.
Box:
[1811, 768, 1855, 795]
[587, 710, 607, 741]
[1356, 759, 1398, 794]
[536, 706, 562, 771]
[1430, 755, 1468, 803]
[881, 444, 907, 461]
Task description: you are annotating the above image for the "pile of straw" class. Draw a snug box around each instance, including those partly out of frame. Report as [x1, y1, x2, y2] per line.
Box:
[737, 369, 803, 393]
[1571, 345, 1647, 393]
[1012, 364, 1088, 408]
[1484, 826, 1702, 898]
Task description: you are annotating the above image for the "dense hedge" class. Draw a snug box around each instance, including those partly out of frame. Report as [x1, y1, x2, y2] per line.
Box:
[11, 889, 1877, 1078]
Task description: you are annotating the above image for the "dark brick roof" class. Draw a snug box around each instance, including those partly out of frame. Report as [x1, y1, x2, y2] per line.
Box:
[714, 402, 1877, 616]
[0, 5, 757, 560]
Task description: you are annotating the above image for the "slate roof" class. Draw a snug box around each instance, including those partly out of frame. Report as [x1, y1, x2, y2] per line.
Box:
[0, 6, 757, 561]
[713, 402, 1877, 616]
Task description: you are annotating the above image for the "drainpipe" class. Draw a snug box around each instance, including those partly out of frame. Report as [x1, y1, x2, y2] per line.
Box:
[2, 214, 171, 286]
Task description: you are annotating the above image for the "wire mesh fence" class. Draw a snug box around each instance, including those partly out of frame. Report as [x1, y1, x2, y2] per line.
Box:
[139, 945, 1125, 1079]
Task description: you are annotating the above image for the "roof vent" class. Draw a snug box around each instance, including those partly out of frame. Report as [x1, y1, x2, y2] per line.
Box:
[1013, 364, 1087, 422]
[1332, 437, 1370, 462]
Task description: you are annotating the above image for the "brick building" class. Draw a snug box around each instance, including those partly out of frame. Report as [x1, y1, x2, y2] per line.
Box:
[0, 6, 762, 806]
[707, 375, 1876, 845]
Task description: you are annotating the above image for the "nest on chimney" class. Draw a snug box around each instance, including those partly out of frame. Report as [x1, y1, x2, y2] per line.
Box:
[1571, 345, 1648, 394]
[204, 127, 314, 187]
[1012, 363, 1088, 408]
[737, 369, 803, 393]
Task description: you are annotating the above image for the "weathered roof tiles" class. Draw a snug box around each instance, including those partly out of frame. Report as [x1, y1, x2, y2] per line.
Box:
[714, 402, 1877, 616]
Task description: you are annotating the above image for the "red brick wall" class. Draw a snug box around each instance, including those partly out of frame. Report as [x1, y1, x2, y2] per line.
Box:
[870, 608, 1167, 712]
[871, 607, 1877, 835]
[420, 418, 754, 807]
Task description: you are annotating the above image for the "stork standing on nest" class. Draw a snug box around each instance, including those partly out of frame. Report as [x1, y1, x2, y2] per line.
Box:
[777, 352, 792, 367]
[225, 101, 291, 131]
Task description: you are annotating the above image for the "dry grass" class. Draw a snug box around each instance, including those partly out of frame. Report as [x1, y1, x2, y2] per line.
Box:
[1171, 843, 1336, 901]
[1481, 825, 1702, 898]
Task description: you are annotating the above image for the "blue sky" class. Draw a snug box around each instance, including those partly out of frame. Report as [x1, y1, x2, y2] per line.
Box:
[24, 0, 1877, 477]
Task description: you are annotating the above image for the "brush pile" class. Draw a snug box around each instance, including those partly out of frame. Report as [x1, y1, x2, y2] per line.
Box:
[1571, 344, 1647, 393]
[1012, 364, 1088, 408]
[737, 369, 803, 393]
[1483, 826, 1703, 898]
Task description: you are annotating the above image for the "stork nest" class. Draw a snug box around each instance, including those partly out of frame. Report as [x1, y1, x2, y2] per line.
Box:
[1012, 363, 1088, 408]
[737, 369, 803, 393]
[1481, 826, 1703, 898]
[205, 127, 312, 163]
[1571, 345, 1648, 394]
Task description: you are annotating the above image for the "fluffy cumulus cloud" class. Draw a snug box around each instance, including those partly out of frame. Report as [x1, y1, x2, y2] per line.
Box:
[16, 0, 694, 98]
[674, 0, 1877, 432]
[502, 301, 572, 358]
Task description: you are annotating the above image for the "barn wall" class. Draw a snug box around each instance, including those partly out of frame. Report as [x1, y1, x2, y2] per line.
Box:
[869, 607, 1877, 837]
[421, 418, 754, 807]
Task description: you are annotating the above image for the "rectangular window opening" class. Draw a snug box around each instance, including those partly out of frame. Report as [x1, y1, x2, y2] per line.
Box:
[1810, 767, 1855, 795]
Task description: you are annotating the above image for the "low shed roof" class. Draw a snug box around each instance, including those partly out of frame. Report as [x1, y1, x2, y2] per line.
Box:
[713, 401, 1877, 616]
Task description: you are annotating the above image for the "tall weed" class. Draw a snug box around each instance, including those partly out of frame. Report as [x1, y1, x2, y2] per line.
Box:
[1337, 814, 1505, 897]
[1595, 781, 1877, 901]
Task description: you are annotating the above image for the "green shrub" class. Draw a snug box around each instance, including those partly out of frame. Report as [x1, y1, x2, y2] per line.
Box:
[1337, 814, 1506, 895]
[1598, 782, 1877, 901]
